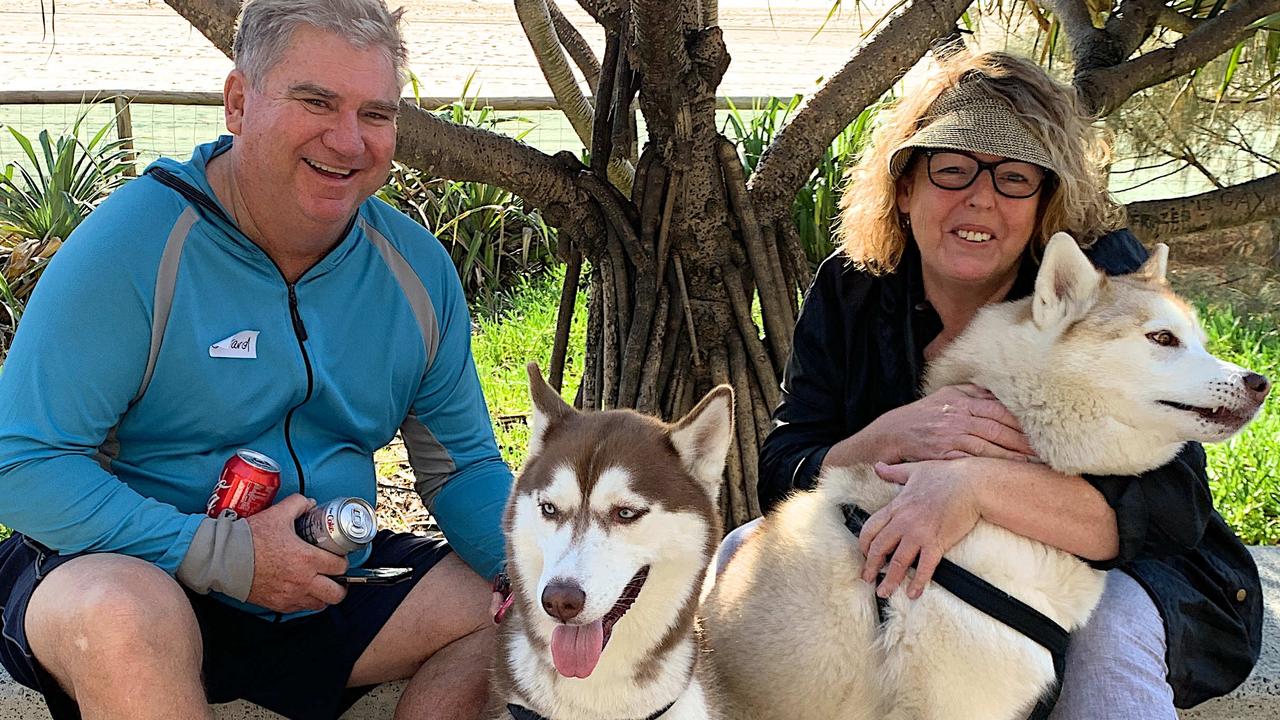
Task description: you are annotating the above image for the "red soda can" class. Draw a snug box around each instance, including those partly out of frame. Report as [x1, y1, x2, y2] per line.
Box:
[206, 449, 281, 519]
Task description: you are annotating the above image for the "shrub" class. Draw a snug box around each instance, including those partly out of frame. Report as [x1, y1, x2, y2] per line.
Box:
[722, 95, 882, 268]
[0, 107, 134, 356]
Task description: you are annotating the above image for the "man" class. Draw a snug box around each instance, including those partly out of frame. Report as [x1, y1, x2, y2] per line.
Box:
[0, 1, 510, 718]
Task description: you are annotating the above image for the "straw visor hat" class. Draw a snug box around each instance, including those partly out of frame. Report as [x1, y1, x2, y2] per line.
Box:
[888, 80, 1056, 179]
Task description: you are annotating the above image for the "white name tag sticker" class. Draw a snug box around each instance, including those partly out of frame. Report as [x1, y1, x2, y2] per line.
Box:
[209, 330, 260, 359]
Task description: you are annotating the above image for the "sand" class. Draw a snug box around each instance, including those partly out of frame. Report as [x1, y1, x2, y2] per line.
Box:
[0, 0, 874, 98]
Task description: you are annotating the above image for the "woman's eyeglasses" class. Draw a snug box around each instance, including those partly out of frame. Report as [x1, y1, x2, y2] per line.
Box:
[924, 150, 1048, 199]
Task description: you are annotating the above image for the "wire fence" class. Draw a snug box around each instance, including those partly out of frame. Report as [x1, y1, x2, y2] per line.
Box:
[0, 92, 780, 174]
[0, 93, 598, 171]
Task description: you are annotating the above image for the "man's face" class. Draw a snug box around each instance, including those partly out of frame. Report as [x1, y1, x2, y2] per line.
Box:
[224, 24, 400, 231]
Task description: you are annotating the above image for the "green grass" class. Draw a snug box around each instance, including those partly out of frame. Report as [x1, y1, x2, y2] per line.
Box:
[472, 265, 588, 469]
[1197, 302, 1280, 545]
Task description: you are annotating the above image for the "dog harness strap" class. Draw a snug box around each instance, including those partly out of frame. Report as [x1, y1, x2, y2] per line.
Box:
[840, 505, 891, 623]
[507, 704, 543, 720]
[507, 698, 678, 720]
[839, 504, 1069, 719]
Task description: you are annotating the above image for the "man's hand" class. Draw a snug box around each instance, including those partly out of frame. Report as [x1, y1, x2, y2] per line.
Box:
[866, 384, 1036, 464]
[858, 460, 983, 600]
[245, 494, 349, 613]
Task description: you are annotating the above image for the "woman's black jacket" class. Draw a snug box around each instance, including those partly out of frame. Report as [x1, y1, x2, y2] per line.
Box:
[757, 230, 1262, 708]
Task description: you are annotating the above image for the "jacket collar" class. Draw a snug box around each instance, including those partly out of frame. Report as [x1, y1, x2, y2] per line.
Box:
[146, 136, 365, 284]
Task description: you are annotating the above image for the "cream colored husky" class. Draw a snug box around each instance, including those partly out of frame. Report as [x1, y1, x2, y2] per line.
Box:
[488, 365, 735, 720]
[701, 233, 1270, 720]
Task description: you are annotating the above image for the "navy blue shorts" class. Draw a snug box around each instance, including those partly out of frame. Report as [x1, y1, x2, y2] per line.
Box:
[0, 530, 452, 720]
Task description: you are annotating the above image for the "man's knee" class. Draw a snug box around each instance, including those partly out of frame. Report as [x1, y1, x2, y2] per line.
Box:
[26, 554, 201, 683]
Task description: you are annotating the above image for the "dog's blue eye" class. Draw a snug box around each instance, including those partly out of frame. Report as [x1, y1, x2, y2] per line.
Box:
[615, 507, 646, 522]
[539, 502, 558, 517]
[1146, 330, 1180, 348]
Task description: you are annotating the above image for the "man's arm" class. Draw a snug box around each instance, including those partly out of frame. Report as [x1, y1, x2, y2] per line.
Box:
[0, 189, 204, 572]
[399, 237, 512, 581]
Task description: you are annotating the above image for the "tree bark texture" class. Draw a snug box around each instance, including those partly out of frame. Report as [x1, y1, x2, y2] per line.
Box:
[162, 0, 1280, 532]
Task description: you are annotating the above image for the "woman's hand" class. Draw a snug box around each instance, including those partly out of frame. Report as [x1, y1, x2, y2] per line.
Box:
[838, 384, 1036, 466]
[858, 459, 983, 600]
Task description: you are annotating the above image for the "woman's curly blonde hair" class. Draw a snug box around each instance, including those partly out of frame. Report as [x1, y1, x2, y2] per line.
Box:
[837, 50, 1124, 274]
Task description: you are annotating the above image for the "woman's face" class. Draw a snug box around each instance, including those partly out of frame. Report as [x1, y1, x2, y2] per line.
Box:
[896, 150, 1042, 290]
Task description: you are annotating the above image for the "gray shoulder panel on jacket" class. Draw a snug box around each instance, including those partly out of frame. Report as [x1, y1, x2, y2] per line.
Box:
[133, 205, 199, 405]
[400, 414, 457, 509]
[361, 218, 440, 367]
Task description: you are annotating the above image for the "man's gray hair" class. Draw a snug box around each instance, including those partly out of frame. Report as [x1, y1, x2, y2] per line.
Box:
[234, 0, 408, 89]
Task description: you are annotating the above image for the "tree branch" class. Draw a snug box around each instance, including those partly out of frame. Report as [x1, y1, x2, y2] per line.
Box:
[162, 0, 238, 54]
[550, 1, 603, 95]
[516, 0, 633, 191]
[748, 0, 971, 224]
[1042, 0, 1128, 72]
[1125, 172, 1280, 242]
[1157, 7, 1201, 35]
[515, 0, 597, 151]
[1045, 0, 1101, 52]
[575, 0, 625, 32]
[395, 105, 599, 233]
[1075, 0, 1280, 116]
[1104, 0, 1165, 59]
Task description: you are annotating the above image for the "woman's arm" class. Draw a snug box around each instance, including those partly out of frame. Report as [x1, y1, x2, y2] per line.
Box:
[824, 385, 1036, 468]
[861, 443, 1214, 598]
[859, 457, 1118, 599]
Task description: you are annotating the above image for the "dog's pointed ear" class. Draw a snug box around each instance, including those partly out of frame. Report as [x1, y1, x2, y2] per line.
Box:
[1033, 232, 1103, 330]
[669, 385, 735, 494]
[1136, 243, 1169, 284]
[527, 362, 574, 459]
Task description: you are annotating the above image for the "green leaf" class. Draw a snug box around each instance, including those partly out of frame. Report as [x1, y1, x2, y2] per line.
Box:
[1217, 41, 1247, 101]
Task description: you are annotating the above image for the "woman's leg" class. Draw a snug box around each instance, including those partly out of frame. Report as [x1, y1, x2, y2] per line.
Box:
[714, 517, 764, 576]
[1049, 570, 1176, 720]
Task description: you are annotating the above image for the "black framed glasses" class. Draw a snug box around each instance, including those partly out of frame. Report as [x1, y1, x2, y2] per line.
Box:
[924, 150, 1048, 199]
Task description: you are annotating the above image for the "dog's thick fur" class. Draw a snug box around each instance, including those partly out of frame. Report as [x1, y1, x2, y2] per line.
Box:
[488, 365, 735, 720]
[701, 234, 1269, 720]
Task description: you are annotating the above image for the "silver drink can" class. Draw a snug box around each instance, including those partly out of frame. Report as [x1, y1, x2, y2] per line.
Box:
[295, 497, 377, 555]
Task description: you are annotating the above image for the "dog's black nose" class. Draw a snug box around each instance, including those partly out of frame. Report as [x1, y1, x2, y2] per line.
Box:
[1243, 372, 1271, 404]
[542, 580, 586, 622]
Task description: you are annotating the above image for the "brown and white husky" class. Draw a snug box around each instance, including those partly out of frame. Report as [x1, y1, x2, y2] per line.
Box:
[488, 364, 734, 720]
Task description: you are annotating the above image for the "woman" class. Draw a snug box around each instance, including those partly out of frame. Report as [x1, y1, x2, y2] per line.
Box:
[754, 51, 1261, 717]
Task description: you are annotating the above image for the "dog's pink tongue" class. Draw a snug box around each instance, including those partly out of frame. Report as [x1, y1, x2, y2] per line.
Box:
[550, 620, 605, 678]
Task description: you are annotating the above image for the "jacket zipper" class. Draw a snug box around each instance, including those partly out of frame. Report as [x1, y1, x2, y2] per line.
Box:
[146, 167, 317, 505]
[283, 282, 314, 497]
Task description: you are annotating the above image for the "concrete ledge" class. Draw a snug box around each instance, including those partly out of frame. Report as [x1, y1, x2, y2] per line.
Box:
[0, 548, 1275, 718]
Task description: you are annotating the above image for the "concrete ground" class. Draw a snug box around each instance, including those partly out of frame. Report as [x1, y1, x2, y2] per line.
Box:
[0, 546, 1275, 719]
